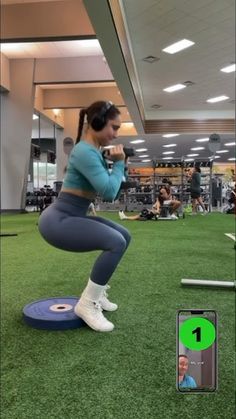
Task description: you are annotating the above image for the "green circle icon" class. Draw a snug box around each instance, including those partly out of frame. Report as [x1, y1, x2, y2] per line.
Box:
[179, 317, 216, 350]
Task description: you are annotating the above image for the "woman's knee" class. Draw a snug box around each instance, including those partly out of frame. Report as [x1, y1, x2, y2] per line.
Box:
[121, 228, 131, 248]
[111, 234, 128, 254]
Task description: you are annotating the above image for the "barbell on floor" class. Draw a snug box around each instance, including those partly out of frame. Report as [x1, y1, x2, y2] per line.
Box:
[181, 278, 235, 290]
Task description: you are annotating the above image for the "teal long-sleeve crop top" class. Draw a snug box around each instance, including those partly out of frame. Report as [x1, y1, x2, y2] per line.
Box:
[63, 140, 126, 202]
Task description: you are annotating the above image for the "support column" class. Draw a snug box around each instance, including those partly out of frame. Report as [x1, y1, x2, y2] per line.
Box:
[1, 59, 35, 211]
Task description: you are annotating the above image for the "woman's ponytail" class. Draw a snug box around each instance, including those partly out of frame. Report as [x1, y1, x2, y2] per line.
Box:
[75, 108, 86, 144]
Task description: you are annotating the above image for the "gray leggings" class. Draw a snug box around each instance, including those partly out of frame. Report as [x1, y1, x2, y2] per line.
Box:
[38, 192, 131, 285]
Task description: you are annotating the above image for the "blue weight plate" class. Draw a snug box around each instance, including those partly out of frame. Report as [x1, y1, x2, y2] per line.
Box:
[23, 297, 86, 330]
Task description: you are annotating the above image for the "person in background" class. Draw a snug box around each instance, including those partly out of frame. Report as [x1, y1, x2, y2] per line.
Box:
[118, 198, 160, 221]
[188, 166, 207, 215]
[38, 101, 131, 333]
[157, 179, 181, 219]
[178, 355, 197, 389]
[87, 201, 97, 216]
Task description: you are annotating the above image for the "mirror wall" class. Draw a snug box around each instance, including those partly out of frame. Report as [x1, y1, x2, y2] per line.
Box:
[28, 113, 58, 191]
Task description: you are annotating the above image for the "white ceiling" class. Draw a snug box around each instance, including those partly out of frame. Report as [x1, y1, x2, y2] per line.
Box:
[1, 0, 235, 165]
[121, 0, 235, 114]
[0, 40, 103, 58]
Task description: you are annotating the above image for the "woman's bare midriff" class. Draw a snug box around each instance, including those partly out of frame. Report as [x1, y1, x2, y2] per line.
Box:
[61, 188, 96, 200]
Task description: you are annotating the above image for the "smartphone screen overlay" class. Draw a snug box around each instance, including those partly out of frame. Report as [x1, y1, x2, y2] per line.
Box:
[177, 310, 217, 392]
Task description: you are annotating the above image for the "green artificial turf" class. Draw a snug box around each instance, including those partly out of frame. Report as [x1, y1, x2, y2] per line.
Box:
[1, 212, 235, 419]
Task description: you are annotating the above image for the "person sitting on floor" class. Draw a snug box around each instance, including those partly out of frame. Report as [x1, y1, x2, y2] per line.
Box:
[119, 199, 160, 221]
[157, 179, 181, 220]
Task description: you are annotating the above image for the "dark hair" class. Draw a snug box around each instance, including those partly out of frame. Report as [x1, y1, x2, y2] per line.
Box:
[76, 101, 120, 143]
[194, 166, 201, 173]
[179, 354, 188, 359]
[162, 178, 172, 186]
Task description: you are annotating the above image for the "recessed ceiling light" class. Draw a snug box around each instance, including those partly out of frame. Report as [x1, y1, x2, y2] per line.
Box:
[225, 142, 236, 146]
[162, 151, 175, 155]
[191, 147, 205, 151]
[187, 154, 199, 157]
[163, 144, 177, 148]
[142, 159, 151, 162]
[195, 138, 209, 142]
[163, 84, 186, 93]
[139, 155, 149, 158]
[142, 55, 159, 63]
[216, 150, 229, 153]
[130, 139, 145, 144]
[185, 158, 194, 162]
[33, 114, 39, 120]
[162, 157, 173, 160]
[221, 64, 235, 73]
[228, 157, 236, 161]
[207, 95, 229, 103]
[162, 39, 195, 54]
[162, 134, 180, 138]
[213, 155, 221, 159]
[136, 148, 148, 152]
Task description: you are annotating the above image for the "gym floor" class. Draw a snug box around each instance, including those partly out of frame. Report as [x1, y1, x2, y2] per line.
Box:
[1, 212, 235, 419]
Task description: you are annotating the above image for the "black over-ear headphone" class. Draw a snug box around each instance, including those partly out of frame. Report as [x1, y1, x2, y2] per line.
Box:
[90, 102, 113, 131]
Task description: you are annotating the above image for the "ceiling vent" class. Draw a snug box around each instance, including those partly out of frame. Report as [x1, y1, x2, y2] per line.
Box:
[142, 55, 160, 63]
[183, 81, 195, 87]
[151, 104, 162, 109]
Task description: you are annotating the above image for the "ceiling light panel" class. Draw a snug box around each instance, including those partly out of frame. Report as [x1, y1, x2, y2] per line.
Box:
[162, 151, 175, 155]
[195, 138, 209, 142]
[163, 144, 177, 148]
[163, 84, 186, 92]
[216, 150, 229, 153]
[136, 148, 148, 152]
[187, 154, 199, 157]
[221, 64, 235, 73]
[207, 95, 229, 103]
[191, 147, 205, 151]
[162, 134, 180, 138]
[130, 139, 145, 144]
[162, 39, 195, 54]
[224, 142, 235, 146]
[162, 157, 173, 160]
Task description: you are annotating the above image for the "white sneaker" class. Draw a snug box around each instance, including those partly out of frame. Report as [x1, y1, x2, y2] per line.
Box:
[119, 210, 127, 220]
[170, 213, 178, 220]
[100, 285, 118, 311]
[74, 298, 114, 332]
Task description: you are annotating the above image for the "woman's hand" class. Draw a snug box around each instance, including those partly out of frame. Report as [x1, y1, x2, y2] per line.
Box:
[109, 144, 125, 161]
